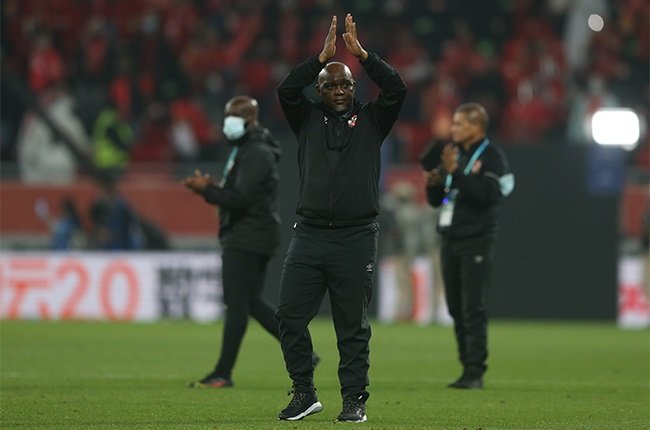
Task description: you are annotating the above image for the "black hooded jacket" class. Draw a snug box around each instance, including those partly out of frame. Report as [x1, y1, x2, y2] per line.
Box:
[202, 127, 281, 256]
[277, 52, 406, 226]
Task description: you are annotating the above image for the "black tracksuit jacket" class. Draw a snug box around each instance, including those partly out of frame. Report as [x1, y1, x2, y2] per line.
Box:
[201, 127, 281, 256]
[425, 139, 510, 239]
[277, 52, 406, 227]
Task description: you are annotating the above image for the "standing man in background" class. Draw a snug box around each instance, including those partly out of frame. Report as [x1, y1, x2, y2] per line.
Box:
[182, 95, 283, 389]
[89, 174, 142, 251]
[276, 13, 406, 422]
[423, 102, 514, 389]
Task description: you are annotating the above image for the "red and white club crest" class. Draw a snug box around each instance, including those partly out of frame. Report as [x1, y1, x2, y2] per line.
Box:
[347, 114, 358, 128]
[471, 160, 482, 174]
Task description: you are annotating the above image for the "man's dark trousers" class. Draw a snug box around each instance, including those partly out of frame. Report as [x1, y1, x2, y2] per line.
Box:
[440, 234, 496, 379]
[214, 248, 280, 378]
[277, 222, 378, 397]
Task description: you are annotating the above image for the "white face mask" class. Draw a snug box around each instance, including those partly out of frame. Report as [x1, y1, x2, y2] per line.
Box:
[222, 115, 246, 140]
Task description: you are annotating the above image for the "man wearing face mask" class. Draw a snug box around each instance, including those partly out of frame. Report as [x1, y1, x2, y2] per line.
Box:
[182, 95, 283, 388]
[275, 14, 406, 423]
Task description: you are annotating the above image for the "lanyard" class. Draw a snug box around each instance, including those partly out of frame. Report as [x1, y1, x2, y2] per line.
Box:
[444, 138, 490, 193]
[219, 146, 239, 187]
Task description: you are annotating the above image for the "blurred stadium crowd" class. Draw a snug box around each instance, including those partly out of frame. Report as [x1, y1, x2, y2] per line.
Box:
[1, 0, 648, 181]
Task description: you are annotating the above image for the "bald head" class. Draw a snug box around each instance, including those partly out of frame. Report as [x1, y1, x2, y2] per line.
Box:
[225, 95, 259, 126]
[318, 62, 353, 85]
[317, 62, 356, 113]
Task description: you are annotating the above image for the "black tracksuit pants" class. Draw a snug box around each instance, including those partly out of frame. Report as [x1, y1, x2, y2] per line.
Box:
[440, 233, 496, 379]
[213, 248, 280, 378]
[277, 222, 378, 397]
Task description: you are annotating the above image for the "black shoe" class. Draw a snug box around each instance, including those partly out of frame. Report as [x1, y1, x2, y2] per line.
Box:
[447, 376, 483, 389]
[278, 389, 323, 421]
[335, 393, 369, 423]
[187, 373, 233, 388]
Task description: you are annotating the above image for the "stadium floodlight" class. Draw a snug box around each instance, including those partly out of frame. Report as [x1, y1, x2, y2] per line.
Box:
[588, 14, 604, 32]
[591, 108, 640, 150]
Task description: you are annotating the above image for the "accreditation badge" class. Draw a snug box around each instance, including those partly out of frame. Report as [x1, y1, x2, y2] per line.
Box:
[439, 198, 454, 227]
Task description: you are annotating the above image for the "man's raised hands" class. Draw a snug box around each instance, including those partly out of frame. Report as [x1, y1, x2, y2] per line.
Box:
[319, 14, 368, 63]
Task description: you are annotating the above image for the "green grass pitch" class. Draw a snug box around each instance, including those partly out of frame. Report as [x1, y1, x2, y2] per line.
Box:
[1, 319, 648, 429]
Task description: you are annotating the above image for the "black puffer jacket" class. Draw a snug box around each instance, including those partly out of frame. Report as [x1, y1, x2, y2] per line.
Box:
[202, 127, 281, 256]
